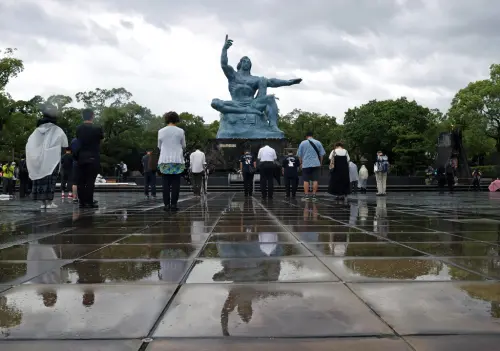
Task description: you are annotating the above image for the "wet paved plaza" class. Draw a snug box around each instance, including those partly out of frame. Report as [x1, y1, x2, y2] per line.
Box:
[1, 192, 500, 350]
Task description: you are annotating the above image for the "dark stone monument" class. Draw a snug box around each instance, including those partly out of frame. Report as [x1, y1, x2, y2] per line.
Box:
[436, 128, 470, 178]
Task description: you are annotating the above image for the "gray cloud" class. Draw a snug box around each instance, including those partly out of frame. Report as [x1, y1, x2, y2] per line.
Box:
[5, 0, 500, 117]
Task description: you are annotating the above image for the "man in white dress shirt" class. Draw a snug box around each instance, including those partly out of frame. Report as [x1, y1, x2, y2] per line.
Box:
[190, 145, 206, 196]
[257, 144, 277, 199]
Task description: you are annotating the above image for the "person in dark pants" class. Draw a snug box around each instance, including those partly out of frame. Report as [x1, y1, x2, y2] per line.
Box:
[190, 146, 206, 197]
[75, 109, 103, 209]
[157, 111, 186, 211]
[240, 150, 256, 197]
[257, 144, 277, 199]
[445, 161, 455, 193]
[18, 156, 31, 198]
[60, 149, 73, 198]
[282, 151, 299, 198]
[142, 150, 157, 199]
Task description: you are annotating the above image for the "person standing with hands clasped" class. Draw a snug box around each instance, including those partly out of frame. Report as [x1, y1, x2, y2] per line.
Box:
[282, 150, 299, 198]
[374, 151, 389, 196]
[257, 144, 277, 199]
[240, 149, 256, 197]
[190, 145, 206, 197]
[297, 131, 325, 202]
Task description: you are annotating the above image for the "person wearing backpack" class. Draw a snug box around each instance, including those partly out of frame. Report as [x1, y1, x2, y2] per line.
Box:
[374, 151, 389, 196]
[297, 131, 326, 202]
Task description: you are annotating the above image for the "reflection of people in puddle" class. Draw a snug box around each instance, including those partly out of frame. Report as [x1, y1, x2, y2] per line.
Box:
[215, 235, 302, 336]
[349, 201, 359, 225]
[358, 199, 368, 222]
[0, 295, 23, 328]
[75, 261, 105, 307]
[374, 196, 388, 238]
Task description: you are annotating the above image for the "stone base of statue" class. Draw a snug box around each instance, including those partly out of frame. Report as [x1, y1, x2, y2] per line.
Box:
[205, 138, 289, 172]
[216, 112, 285, 139]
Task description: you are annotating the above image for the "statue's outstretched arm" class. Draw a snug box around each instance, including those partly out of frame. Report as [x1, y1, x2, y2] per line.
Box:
[267, 77, 302, 88]
[221, 35, 235, 79]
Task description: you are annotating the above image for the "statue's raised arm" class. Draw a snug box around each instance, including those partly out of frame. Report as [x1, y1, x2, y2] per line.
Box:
[267, 77, 302, 88]
[220, 34, 235, 80]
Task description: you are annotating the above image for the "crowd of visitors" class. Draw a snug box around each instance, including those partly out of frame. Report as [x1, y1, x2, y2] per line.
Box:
[2, 107, 479, 208]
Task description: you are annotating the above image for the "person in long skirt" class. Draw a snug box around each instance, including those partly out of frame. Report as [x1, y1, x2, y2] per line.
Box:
[26, 105, 69, 209]
[328, 142, 350, 200]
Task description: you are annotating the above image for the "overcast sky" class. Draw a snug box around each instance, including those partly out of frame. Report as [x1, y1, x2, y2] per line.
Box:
[1, 0, 499, 123]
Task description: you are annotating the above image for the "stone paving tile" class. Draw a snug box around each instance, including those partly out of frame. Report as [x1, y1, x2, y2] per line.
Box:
[349, 281, 500, 335]
[404, 335, 500, 351]
[154, 282, 394, 337]
[0, 284, 177, 339]
[200, 243, 312, 258]
[319, 257, 487, 282]
[147, 337, 412, 350]
[186, 257, 338, 283]
[31, 259, 192, 284]
[84, 244, 202, 260]
[0, 340, 142, 351]
[2, 192, 500, 347]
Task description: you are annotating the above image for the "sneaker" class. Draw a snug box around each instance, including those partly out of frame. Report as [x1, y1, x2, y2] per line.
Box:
[312, 195, 318, 202]
[73, 198, 79, 204]
[40, 203, 47, 209]
[46, 202, 58, 209]
[302, 195, 310, 201]
[145, 195, 150, 200]
[61, 192, 65, 198]
[68, 193, 73, 198]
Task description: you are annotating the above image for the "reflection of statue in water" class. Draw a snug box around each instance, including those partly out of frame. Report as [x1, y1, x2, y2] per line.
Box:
[212, 35, 302, 139]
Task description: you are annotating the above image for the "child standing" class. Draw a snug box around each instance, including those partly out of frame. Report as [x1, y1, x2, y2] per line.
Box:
[282, 151, 300, 198]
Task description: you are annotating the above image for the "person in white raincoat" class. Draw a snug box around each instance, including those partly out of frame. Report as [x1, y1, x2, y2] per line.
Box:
[25, 105, 68, 209]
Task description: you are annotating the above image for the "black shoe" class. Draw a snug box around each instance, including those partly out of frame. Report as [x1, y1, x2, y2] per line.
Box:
[244, 193, 249, 197]
[171, 205, 179, 212]
[164, 204, 171, 211]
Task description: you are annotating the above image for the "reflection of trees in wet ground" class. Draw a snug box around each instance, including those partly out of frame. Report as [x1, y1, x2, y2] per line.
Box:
[0, 262, 26, 283]
[0, 245, 28, 260]
[343, 259, 442, 279]
[0, 295, 22, 330]
[99, 261, 161, 282]
[460, 284, 500, 318]
[449, 257, 500, 281]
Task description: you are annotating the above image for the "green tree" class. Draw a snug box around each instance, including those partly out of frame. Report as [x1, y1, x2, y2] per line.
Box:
[178, 112, 211, 151]
[448, 64, 500, 152]
[75, 87, 133, 117]
[343, 97, 438, 170]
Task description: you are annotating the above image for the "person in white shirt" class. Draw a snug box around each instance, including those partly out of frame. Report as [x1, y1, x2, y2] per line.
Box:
[189, 145, 206, 196]
[158, 111, 186, 211]
[257, 144, 277, 199]
[120, 161, 128, 182]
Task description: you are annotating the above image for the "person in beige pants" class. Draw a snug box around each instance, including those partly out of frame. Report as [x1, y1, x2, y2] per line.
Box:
[374, 151, 389, 196]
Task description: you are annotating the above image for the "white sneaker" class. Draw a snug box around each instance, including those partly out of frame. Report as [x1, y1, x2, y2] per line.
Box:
[61, 192, 65, 198]
[46, 202, 58, 209]
[40, 204, 47, 209]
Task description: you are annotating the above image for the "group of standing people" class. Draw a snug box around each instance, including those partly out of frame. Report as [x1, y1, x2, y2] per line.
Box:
[24, 106, 103, 209]
[237, 131, 390, 200]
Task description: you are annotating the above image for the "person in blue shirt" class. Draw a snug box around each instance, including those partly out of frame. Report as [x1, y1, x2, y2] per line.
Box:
[282, 150, 300, 198]
[297, 131, 326, 201]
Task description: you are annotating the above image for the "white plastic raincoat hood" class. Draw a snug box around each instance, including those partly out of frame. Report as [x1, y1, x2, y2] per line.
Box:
[25, 123, 68, 180]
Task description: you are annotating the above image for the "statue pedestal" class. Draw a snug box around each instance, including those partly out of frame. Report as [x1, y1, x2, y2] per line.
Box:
[216, 113, 285, 139]
[205, 138, 289, 172]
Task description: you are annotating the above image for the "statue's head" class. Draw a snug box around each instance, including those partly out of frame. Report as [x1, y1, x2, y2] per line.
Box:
[237, 56, 252, 72]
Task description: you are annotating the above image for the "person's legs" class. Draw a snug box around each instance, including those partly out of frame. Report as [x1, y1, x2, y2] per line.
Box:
[171, 174, 181, 208]
[267, 167, 274, 199]
[150, 173, 157, 197]
[162, 175, 171, 207]
[260, 168, 268, 198]
[61, 172, 68, 195]
[144, 173, 150, 196]
[248, 173, 254, 196]
[292, 176, 298, 197]
[243, 172, 251, 196]
[284, 176, 291, 197]
[382, 173, 387, 194]
[375, 173, 382, 195]
[192, 173, 202, 196]
[87, 163, 99, 204]
[7, 179, 14, 196]
[19, 176, 25, 198]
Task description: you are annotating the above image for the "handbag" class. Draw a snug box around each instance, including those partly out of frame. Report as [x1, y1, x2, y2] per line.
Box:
[329, 151, 336, 171]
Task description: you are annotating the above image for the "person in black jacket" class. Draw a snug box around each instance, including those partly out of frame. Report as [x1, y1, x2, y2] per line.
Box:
[240, 150, 256, 197]
[18, 156, 31, 198]
[282, 151, 299, 198]
[60, 149, 73, 198]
